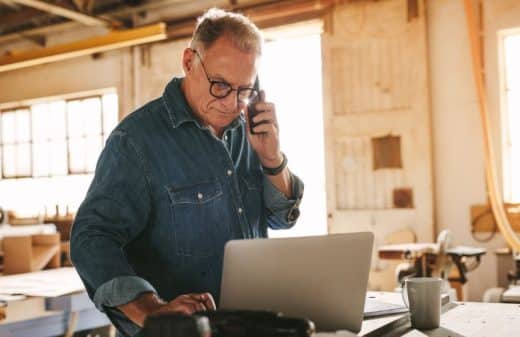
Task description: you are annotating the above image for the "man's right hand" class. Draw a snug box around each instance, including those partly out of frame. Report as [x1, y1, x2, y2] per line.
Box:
[118, 292, 216, 327]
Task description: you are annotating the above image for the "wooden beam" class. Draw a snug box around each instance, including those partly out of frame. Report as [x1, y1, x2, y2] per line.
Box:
[0, 0, 92, 32]
[165, 0, 333, 40]
[0, 0, 270, 44]
[0, 0, 332, 45]
[9, 0, 109, 26]
[463, 0, 520, 250]
[0, 23, 167, 73]
[0, 6, 45, 30]
[1, 0, 22, 10]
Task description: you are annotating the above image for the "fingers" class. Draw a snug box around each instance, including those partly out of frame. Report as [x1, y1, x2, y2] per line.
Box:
[187, 293, 216, 311]
[259, 90, 266, 102]
[175, 305, 194, 316]
[250, 107, 277, 134]
[155, 300, 194, 316]
[251, 122, 277, 135]
[200, 293, 216, 310]
[179, 295, 206, 313]
[177, 293, 216, 313]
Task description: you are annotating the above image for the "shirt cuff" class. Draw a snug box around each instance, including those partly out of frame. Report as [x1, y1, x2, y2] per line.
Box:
[93, 276, 157, 312]
[263, 171, 304, 225]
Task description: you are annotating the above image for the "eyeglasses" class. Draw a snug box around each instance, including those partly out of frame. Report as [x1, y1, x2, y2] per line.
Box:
[192, 49, 259, 103]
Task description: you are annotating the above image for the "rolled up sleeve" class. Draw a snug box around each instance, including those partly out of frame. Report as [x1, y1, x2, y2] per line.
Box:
[93, 276, 157, 312]
[263, 171, 304, 229]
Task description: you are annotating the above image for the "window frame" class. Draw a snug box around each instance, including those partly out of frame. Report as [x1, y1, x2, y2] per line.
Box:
[0, 106, 33, 179]
[499, 28, 520, 203]
[0, 88, 118, 180]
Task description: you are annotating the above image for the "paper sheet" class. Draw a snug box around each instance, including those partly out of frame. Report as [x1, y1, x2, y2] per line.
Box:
[0, 267, 84, 297]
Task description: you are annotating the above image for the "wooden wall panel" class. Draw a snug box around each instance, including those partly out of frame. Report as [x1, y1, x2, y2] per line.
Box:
[330, 37, 411, 116]
[334, 136, 406, 210]
[322, 0, 434, 247]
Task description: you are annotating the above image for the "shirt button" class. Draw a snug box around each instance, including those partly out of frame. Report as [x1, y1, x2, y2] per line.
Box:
[238, 208, 243, 214]
[224, 135, 228, 141]
[227, 169, 233, 176]
[197, 193, 203, 200]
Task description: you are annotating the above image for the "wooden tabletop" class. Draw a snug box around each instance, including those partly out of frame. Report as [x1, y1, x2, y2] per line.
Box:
[357, 292, 520, 337]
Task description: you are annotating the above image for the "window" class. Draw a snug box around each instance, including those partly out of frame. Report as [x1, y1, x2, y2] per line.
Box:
[0, 92, 118, 179]
[1, 108, 32, 178]
[261, 22, 328, 237]
[502, 32, 520, 203]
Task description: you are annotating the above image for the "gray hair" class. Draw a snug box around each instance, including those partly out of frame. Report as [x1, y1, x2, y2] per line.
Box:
[190, 8, 262, 56]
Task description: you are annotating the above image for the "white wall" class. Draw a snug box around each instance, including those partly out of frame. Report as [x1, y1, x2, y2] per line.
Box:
[427, 0, 520, 301]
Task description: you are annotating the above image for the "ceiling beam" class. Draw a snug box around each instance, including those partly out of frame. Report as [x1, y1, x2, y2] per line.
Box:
[1, 0, 22, 10]
[0, 6, 44, 30]
[9, 0, 111, 26]
[0, 0, 323, 45]
[165, 0, 333, 40]
[0, 23, 167, 72]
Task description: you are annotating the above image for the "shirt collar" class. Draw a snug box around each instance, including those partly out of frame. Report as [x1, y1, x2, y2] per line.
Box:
[162, 77, 243, 132]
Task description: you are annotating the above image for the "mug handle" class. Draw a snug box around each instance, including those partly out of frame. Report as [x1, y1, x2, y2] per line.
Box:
[401, 280, 410, 309]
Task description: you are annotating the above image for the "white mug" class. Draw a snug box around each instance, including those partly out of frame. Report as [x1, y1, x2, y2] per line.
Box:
[402, 277, 442, 330]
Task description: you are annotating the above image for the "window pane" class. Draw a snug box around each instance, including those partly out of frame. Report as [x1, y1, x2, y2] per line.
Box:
[69, 137, 86, 173]
[15, 109, 31, 143]
[16, 143, 31, 176]
[2, 144, 16, 177]
[67, 100, 84, 137]
[2, 112, 16, 144]
[49, 100, 67, 140]
[33, 142, 50, 177]
[504, 34, 520, 202]
[102, 93, 118, 135]
[32, 103, 49, 141]
[505, 35, 520, 89]
[50, 140, 67, 175]
[512, 144, 520, 202]
[508, 90, 520, 144]
[86, 136, 102, 172]
[83, 98, 102, 136]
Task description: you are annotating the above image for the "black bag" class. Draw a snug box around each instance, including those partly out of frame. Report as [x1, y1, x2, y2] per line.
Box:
[142, 312, 211, 337]
[142, 310, 315, 337]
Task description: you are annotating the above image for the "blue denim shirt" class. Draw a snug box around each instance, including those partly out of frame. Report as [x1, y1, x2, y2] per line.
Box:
[70, 77, 304, 337]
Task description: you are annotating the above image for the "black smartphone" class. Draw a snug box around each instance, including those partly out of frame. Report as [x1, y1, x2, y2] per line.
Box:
[248, 76, 263, 135]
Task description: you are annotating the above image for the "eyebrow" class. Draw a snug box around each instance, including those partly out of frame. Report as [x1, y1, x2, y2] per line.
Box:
[208, 73, 254, 89]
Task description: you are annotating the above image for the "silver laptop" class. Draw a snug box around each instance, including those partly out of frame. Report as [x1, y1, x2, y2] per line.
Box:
[219, 232, 374, 333]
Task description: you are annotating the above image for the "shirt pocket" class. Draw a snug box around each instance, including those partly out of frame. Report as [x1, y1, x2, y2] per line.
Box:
[239, 175, 263, 236]
[166, 180, 227, 257]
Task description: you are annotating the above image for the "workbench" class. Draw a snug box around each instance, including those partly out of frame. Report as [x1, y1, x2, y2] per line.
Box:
[356, 292, 520, 337]
[0, 292, 110, 337]
[2, 286, 520, 337]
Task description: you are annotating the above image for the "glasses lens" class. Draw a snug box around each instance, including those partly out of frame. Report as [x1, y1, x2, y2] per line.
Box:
[238, 89, 258, 102]
[210, 82, 232, 98]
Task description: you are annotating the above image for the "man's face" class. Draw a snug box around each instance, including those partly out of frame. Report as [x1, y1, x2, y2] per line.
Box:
[184, 36, 258, 133]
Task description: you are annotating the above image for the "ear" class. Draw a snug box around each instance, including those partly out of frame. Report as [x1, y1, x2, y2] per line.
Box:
[182, 48, 194, 74]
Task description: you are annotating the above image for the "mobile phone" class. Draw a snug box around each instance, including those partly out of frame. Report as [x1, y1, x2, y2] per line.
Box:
[248, 76, 263, 135]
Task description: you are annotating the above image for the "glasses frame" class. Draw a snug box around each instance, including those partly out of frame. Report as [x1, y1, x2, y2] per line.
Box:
[191, 49, 259, 103]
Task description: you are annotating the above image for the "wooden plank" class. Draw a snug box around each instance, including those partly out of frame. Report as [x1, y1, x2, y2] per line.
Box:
[0, 23, 167, 73]
[471, 203, 520, 232]
[10, 0, 109, 26]
[329, 37, 413, 116]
